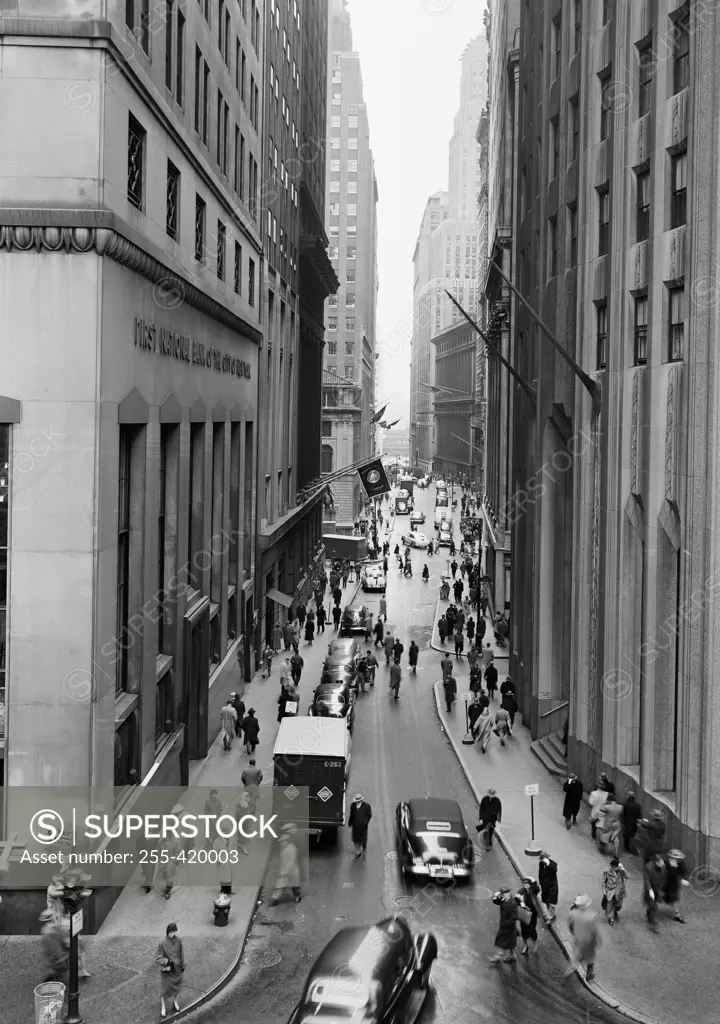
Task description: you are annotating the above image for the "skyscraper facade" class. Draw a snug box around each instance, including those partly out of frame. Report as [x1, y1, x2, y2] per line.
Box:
[511, 0, 720, 863]
[410, 33, 487, 475]
[322, 0, 378, 527]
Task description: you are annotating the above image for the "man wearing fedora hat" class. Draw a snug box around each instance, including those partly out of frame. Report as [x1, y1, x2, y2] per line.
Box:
[566, 894, 600, 982]
[348, 793, 372, 858]
[489, 886, 519, 964]
[477, 789, 502, 849]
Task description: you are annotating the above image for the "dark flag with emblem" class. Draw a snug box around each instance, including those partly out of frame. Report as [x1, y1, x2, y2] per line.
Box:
[358, 458, 391, 498]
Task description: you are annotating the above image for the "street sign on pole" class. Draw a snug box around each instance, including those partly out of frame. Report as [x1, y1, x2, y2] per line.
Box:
[524, 785, 541, 857]
[524, 784, 539, 797]
[71, 909, 83, 937]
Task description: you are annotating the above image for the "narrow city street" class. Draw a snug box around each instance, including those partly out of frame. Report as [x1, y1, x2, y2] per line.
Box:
[188, 487, 626, 1024]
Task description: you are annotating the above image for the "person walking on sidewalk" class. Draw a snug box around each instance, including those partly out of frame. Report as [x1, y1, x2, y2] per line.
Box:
[440, 653, 453, 683]
[242, 709, 260, 754]
[475, 704, 494, 753]
[477, 789, 502, 848]
[589, 783, 609, 841]
[282, 620, 294, 650]
[601, 858, 628, 925]
[156, 922, 185, 1018]
[563, 773, 584, 830]
[39, 909, 68, 983]
[489, 886, 519, 965]
[296, 603, 306, 630]
[566, 895, 600, 983]
[348, 794, 372, 857]
[392, 638, 404, 663]
[621, 790, 643, 853]
[664, 849, 689, 923]
[290, 651, 304, 685]
[332, 604, 342, 631]
[445, 603, 457, 634]
[408, 640, 419, 674]
[365, 648, 378, 686]
[373, 618, 384, 647]
[455, 607, 465, 632]
[438, 614, 448, 644]
[469, 663, 483, 694]
[379, 595, 387, 622]
[644, 853, 667, 930]
[501, 689, 518, 729]
[333, 586, 342, 608]
[516, 877, 541, 955]
[466, 615, 475, 644]
[453, 579, 464, 604]
[596, 793, 624, 858]
[450, 558, 458, 579]
[270, 826, 302, 906]
[467, 643, 479, 671]
[500, 675, 514, 698]
[538, 852, 559, 922]
[316, 604, 327, 634]
[241, 760, 263, 814]
[304, 617, 315, 646]
[389, 659, 402, 700]
[493, 706, 512, 746]
[468, 693, 483, 738]
[482, 642, 494, 670]
[442, 673, 457, 712]
[384, 633, 395, 665]
[231, 692, 246, 738]
[221, 698, 238, 751]
[484, 662, 498, 700]
[272, 621, 283, 653]
[453, 628, 464, 659]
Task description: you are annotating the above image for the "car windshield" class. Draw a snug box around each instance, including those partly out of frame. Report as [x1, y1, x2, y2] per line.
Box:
[305, 977, 380, 1015]
[410, 832, 464, 857]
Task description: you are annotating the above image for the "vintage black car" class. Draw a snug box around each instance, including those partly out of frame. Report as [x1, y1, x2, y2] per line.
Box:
[340, 606, 370, 638]
[327, 637, 360, 664]
[321, 655, 359, 694]
[286, 916, 437, 1024]
[309, 680, 356, 732]
[396, 798, 474, 882]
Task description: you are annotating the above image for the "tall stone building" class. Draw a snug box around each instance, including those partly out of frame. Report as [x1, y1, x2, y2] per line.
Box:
[321, 0, 378, 528]
[258, 0, 337, 644]
[410, 34, 487, 475]
[0, 0, 264, 799]
[511, 0, 720, 863]
[480, 0, 521, 618]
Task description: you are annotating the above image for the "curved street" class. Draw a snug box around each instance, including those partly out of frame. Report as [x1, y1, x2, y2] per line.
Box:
[188, 486, 626, 1024]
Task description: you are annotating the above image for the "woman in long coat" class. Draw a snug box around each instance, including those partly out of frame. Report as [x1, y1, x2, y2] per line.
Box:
[566, 896, 600, 982]
[156, 922, 185, 1017]
[538, 852, 559, 922]
[562, 774, 584, 829]
[475, 706, 494, 753]
[304, 617, 315, 645]
[516, 877, 541, 955]
[489, 887, 519, 963]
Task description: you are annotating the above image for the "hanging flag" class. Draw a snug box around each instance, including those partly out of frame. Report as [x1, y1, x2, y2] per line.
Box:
[369, 403, 389, 425]
[385, 418, 401, 428]
[358, 458, 391, 498]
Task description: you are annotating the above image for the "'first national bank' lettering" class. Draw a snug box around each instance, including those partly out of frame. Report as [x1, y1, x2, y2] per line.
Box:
[134, 317, 252, 379]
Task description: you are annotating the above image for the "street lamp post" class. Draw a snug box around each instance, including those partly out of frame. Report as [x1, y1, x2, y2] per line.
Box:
[62, 883, 92, 1024]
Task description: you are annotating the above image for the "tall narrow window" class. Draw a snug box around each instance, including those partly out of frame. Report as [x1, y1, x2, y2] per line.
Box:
[224, 7, 231, 64]
[670, 152, 687, 229]
[243, 422, 254, 581]
[634, 295, 648, 365]
[668, 286, 684, 362]
[229, 422, 241, 592]
[636, 170, 650, 242]
[127, 115, 146, 210]
[216, 90, 223, 166]
[568, 205, 578, 265]
[116, 429, 132, 693]
[234, 240, 242, 295]
[552, 18, 561, 80]
[598, 189, 610, 256]
[239, 134, 245, 199]
[210, 424, 225, 601]
[158, 427, 169, 655]
[194, 45, 202, 133]
[550, 118, 559, 179]
[176, 10, 185, 106]
[166, 160, 180, 240]
[548, 216, 558, 277]
[602, 0, 610, 24]
[573, 0, 581, 54]
[248, 257, 255, 306]
[241, 50, 246, 103]
[596, 303, 608, 369]
[321, 445, 333, 474]
[217, 221, 226, 280]
[672, 15, 689, 94]
[569, 96, 579, 161]
[202, 62, 210, 145]
[195, 194, 206, 263]
[638, 48, 653, 117]
[165, 0, 174, 90]
[0, 426, 9, 705]
[218, 0, 225, 52]
[600, 85, 611, 141]
[187, 425, 204, 587]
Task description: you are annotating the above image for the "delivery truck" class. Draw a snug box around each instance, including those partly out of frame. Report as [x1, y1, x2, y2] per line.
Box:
[273, 716, 351, 843]
[399, 476, 415, 497]
[323, 534, 368, 562]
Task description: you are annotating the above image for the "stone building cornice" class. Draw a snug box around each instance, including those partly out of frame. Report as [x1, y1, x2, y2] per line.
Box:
[0, 213, 263, 345]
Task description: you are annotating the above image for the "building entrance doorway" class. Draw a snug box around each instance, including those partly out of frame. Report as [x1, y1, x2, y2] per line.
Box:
[185, 597, 210, 760]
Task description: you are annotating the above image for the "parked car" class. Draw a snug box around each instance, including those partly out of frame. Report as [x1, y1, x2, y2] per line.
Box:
[410, 511, 426, 527]
[437, 529, 452, 547]
[286, 916, 437, 1024]
[401, 531, 429, 549]
[339, 606, 371, 638]
[327, 637, 360, 664]
[309, 680, 355, 732]
[396, 798, 474, 883]
[395, 499, 410, 515]
[361, 563, 387, 592]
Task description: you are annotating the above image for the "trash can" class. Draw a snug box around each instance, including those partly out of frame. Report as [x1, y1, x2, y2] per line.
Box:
[213, 894, 231, 927]
[34, 982, 66, 1024]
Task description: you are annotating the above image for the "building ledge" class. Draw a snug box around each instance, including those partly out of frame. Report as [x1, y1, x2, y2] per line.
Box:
[300, 234, 339, 296]
[259, 485, 327, 552]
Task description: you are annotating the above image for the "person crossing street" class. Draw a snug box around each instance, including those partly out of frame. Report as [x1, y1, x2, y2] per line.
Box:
[389, 658, 402, 700]
[348, 794, 372, 857]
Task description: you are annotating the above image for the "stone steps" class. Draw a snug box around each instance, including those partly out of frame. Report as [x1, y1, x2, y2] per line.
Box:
[530, 729, 568, 778]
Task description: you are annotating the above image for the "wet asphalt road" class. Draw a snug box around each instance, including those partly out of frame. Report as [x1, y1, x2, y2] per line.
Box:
[188, 488, 627, 1024]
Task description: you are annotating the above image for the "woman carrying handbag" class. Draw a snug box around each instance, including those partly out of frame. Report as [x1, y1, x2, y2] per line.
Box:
[515, 878, 541, 955]
[156, 922, 185, 1018]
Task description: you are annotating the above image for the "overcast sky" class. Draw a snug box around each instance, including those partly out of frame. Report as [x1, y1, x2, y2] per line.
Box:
[346, 0, 485, 425]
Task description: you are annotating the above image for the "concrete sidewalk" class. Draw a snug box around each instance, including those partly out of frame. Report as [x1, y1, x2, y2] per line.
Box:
[429, 589, 720, 1024]
[0, 575, 364, 1024]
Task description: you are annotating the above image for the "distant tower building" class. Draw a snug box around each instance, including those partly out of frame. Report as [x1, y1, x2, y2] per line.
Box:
[322, 0, 379, 530]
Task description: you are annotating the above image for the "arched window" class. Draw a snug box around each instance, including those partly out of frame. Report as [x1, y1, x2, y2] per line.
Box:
[321, 445, 333, 474]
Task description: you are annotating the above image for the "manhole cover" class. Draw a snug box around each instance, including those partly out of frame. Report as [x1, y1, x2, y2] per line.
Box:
[386, 851, 399, 860]
[334, 916, 346, 921]
[343, 882, 355, 888]
[393, 895, 420, 909]
[452, 886, 494, 901]
[243, 950, 282, 968]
